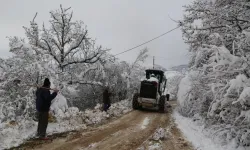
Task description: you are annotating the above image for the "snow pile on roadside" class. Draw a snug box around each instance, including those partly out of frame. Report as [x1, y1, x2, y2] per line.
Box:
[0, 120, 37, 149]
[50, 93, 69, 117]
[83, 105, 108, 125]
[107, 99, 132, 117]
[173, 111, 246, 150]
[0, 99, 132, 150]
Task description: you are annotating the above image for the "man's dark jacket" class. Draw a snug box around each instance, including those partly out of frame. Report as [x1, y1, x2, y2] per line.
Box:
[103, 89, 111, 104]
[36, 87, 57, 112]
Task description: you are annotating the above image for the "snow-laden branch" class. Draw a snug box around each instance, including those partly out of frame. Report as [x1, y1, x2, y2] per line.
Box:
[64, 30, 88, 57]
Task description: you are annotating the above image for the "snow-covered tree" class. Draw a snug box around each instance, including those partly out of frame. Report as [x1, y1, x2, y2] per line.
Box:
[24, 5, 106, 72]
[124, 48, 148, 97]
[0, 37, 47, 122]
[180, 0, 250, 147]
[165, 71, 184, 100]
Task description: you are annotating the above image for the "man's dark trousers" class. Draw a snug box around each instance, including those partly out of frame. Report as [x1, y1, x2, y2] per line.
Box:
[37, 111, 49, 138]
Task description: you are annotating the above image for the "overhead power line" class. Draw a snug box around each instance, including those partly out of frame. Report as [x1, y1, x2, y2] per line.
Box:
[114, 26, 180, 56]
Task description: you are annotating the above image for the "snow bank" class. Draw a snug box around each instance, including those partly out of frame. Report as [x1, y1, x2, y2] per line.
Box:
[108, 99, 132, 116]
[173, 111, 245, 150]
[0, 99, 132, 150]
[0, 120, 37, 149]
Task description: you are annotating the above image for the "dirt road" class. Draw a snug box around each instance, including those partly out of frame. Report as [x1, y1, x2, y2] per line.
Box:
[15, 102, 193, 150]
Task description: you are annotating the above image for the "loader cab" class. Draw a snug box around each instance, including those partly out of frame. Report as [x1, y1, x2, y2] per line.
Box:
[143, 69, 167, 96]
[145, 69, 165, 83]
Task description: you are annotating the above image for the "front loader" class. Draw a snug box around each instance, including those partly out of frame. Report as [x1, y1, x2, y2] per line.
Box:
[133, 69, 167, 112]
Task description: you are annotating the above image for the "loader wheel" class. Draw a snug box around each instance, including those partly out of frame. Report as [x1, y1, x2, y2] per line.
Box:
[132, 93, 140, 110]
[159, 96, 166, 112]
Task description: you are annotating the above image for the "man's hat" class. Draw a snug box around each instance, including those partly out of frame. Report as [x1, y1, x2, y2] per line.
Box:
[43, 78, 51, 87]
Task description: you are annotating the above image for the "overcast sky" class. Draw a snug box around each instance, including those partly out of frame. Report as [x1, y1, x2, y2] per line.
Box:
[0, 0, 191, 69]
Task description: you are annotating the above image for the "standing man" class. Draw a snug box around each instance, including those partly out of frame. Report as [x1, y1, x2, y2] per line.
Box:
[166, 94, 171, 108]
[36, 78, 58, 140]
[103, 87, 111, 112]
[166, 94, 170, 101]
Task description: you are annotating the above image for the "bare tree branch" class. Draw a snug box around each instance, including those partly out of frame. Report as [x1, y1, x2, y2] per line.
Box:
[32, 12, 38, 22]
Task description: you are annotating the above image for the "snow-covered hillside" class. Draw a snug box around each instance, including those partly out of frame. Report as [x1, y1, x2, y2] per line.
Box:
[170, 65, 188, 74]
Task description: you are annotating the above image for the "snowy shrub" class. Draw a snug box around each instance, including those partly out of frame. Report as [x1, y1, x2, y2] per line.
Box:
[179, 0, 250, 147]
[165, 71, 184, 100]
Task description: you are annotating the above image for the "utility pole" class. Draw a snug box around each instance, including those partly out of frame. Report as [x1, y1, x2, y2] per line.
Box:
[153, 56, 155, 69]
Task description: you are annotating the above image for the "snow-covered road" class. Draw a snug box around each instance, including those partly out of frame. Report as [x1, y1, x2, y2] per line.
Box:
[14, 101, 192, 150]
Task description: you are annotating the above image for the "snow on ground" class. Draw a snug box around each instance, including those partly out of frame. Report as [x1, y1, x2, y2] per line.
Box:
[173, 111, 246, 150]
[151, 128, 166, 141]
[0, 99, 132, 150]
[148, 142, 162, 150]
[137, 128, 167, 150]
[0, 120, 37, 149]
[140, 117, 150, 129]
